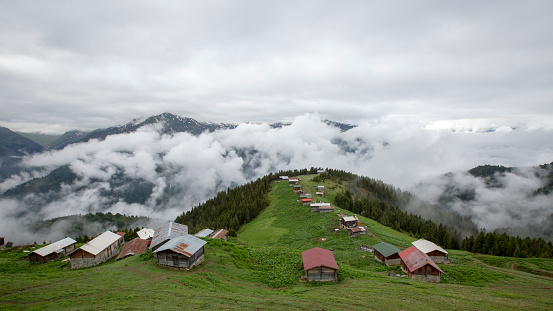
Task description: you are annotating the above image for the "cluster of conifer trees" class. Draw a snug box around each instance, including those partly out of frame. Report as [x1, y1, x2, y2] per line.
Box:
[461, 231, 553, 258]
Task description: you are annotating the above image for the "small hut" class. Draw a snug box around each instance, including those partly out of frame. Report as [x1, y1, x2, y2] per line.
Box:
[411, 239, 449, 263]
[310, 202, 331, 212]
[292, 185, 302, 193]
[317, 185, 325, 191]
[340, 216, 359, 229]
[373, 242, 401, 266]
[279, 176, 289, 181]
[302, 198, 312, 206]
[150, 222, 189, 251]
[69, 231, 124, 269]
[399, 246, 443, 282]
[348, 226, 366, 237]
[211, 229, 229, 241]
[288, 178, 299, 185]
[28, 237, 77, 263]
[318, 206, 335, 213]
[302, 247, 339, 282]
[116, 238, 149, 260]
[153, 235, 207, 269]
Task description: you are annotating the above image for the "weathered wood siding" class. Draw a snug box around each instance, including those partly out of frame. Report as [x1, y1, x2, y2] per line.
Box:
[401, 262, 441, 282]
[306, 266, 337, 282]
[155, 246, 205, 269]
[426, 250, 447, 263]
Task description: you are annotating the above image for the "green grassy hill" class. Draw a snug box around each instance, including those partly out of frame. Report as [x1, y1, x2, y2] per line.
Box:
[1, 175, 553, 310]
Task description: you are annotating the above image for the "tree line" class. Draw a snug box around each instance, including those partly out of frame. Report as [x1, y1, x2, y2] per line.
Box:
[461, 231, 553, 258]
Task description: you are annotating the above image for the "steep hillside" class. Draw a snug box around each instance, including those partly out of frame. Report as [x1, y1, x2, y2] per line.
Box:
[0, 127, 43, 180]
[1, 176, 552, 310]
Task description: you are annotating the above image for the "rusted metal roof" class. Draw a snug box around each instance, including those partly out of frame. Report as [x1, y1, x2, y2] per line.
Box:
[349, 226, 366, 233]
[302, 247, 339, 271]
[412, 238, 448, 255]
[373, 242, 401, 258]
[116, 238, 149, 260]
[31, 237, 77, 257]
[211, 229, 229, 239]
[152, 235, 206, 258]
[399, 245, 443, 273]
[194, 229, 214, 238]
[151, 222, 188, 250]
[79, 231, 122, 256]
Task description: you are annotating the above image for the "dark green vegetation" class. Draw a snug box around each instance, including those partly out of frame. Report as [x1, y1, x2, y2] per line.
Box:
[461, 231, 553, 258]
[1, 175, 552, 310]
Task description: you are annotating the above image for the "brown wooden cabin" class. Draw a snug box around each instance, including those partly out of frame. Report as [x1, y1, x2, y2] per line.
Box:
[29, 237, 76, 263]
[153, 235, 207, 269]
[373, 242, 401, 266]
[302, 247, 339, 282]
[340, 216, 359, 229]
[399, 246, 443, 282]
[211, 229, 229, 241]
[411, 239, 449, 263]
[70, 231, 124, 269]
[348, 226, 366, 237]
[292, 185, 302, 193]
[288, 178, 299, 185]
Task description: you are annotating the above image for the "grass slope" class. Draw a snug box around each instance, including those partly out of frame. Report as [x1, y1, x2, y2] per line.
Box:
[1, 175, 553, 310]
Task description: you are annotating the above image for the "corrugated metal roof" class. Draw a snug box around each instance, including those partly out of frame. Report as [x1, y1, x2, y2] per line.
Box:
[373, 242, 401, 258]
[302, 247, 339, 270]
[194, 229, 214, 238]
[151, 222, 189, 249]
[310, 203, 331, 207]
[31, 237, 77, 257]
[412, 239, 448, 255]
[80, 231, 122, 256]
[116, 238, 149, 260]
[349, 226, 366, 233]
[399, 246, 443, 273]
[153, 235, 206, 257]
[342, 216, 358, 222]
[211, 229, 229, 239]
[137, 228, 155, 240]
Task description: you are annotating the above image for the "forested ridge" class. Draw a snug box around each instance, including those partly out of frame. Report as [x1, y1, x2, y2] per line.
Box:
[174, 168, 321, 235]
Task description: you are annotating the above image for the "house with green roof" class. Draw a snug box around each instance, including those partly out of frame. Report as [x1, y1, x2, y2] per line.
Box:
[373, 242, 401, 266]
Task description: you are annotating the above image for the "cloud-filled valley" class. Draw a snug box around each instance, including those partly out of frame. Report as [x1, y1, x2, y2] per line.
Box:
[1, 113, 552, 244]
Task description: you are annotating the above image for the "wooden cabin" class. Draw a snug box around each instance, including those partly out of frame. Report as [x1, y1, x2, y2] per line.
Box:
[194, 228, 214, 238]
[302, 247, 339, 282]
[70, 231, 124, 269]
[150, 222, 189, 251]
[292, 185, 302, 193]
[411, 239, 449, 263]
[302, 198, 312, 206]
[288, 178, 299, 185]
[28, 237, 77, 263]
[340, 216, 359, 229]
[318, 206, 335, 213]
[310, 203, 331, 212]
[279, 176, 289, 181]
[116, 238, 150, 260]
[348, 226, 366, 237]
[399, 246, 443, 282]
[153, 235, 207, 269]
[373, 242, 401, 266]
[317, 185, 325, 191]
[211, 229, 229, 241]
[316, 191, 324, 197]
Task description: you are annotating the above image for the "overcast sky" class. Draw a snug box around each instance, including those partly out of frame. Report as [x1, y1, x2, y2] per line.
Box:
[1, 0, 552, 133]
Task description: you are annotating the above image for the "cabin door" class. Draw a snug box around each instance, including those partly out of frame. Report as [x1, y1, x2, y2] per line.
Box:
[172, 255, 178, 266]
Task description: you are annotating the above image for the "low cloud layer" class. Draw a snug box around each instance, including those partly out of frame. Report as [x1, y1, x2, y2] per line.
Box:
[1, 114, 552, 243]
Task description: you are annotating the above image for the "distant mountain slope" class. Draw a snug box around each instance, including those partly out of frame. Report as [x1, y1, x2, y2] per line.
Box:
[0, 127, 44, 179]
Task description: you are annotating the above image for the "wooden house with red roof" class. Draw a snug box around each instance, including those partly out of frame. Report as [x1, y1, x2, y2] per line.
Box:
[398, 246, 443, 282]
[302, 247, 339, 282]
[116, 238, 150, 260]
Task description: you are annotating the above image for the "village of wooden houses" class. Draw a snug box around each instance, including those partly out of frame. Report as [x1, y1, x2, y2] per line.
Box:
[3, 174, 448, 284]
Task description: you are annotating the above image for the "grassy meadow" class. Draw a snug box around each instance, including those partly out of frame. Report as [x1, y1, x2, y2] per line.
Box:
[1, 174, 552, 310]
